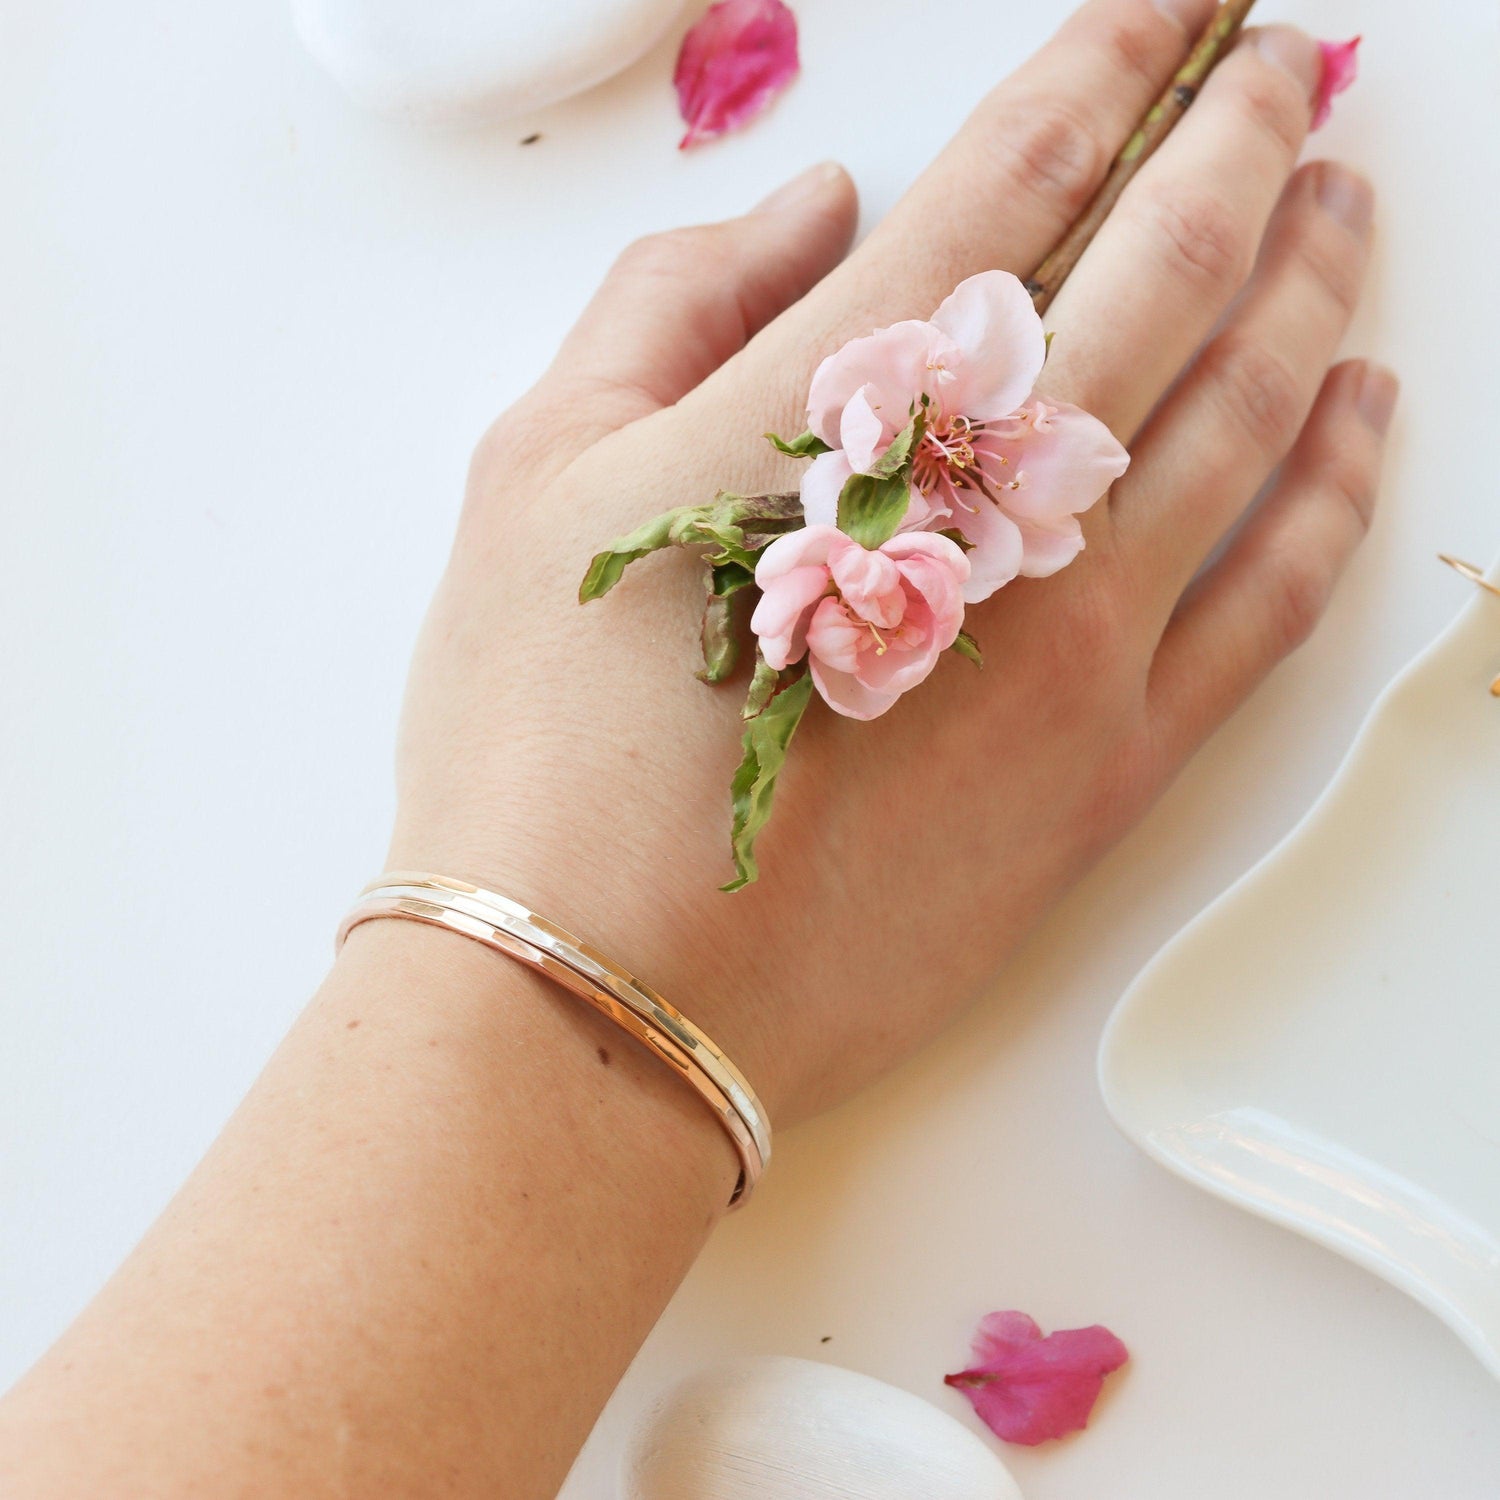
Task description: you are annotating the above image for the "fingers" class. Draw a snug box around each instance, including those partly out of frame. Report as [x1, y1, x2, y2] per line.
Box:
[1040, 25, 1324, 442]
[878, 0, 1220, 279]
[738, 0, 1219, 374]
[1115, 159, 1375, 609]
[498, 162, 859, 485]
[1147, 360, 1398, 766]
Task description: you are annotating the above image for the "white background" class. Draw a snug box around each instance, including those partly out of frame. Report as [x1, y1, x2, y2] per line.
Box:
[3, 1, 1498, 1496]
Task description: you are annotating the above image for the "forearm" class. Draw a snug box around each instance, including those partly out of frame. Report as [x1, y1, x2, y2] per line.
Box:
[0, 918, 733, 1499]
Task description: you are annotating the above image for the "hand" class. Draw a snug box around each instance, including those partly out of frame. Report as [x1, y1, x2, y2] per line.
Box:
[388, 0, 1395, 1129]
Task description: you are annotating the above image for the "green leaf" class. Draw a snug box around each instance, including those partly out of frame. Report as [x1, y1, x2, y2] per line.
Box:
[836, 411, 924, 549]
[697, 561, 755, 684]
[837, 470, 913, 549]
[698, 594, 738, 682]
[952, 630, 983, 668]
[1044, 329, 1055, 362]
[765, 429, 832, 459]
[710, 559, 756, 597]
[578, 491, 805, 603]
[871, 409, 924, 478]
[721, 671, 815, 893]
[742, 649, 780, 719]
[737, 491, 804, 551]
[691, 492, 802, 569]
[578, 507, 694, 602]
[937, 527, 975, 554]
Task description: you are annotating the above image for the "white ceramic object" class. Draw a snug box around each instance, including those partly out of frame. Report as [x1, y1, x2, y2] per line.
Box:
[1100, 558, 1500, 1379]
[290, 0, 692, 122]
[623, 1356, 1022, 1500]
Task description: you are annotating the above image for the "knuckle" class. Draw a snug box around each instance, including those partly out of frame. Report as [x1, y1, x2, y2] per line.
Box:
[1133, 181, 1250, 295]
[1296, 222, 1366, 319]
[1093, 13, 1167, 94]
[1205, 335, 1307, 455]
[1053, 572, 1134, 678]
[1320, 448, 1378, 531]
[1266, 547, 1332, 655]
[1080, 711, 1158, 847]
[614, 225, 719, 282]
[991, 98, 1106, 218]
[1233, 68, 1308, 158]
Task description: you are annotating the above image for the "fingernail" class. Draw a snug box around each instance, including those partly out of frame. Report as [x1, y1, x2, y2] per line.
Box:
[1316, 163, 1374, 237]
[1256, 26, 1324, 102]
[1151, 0, 1215, 34]
[1355, 363, 1399, 435]
[753, 161, 843, 215]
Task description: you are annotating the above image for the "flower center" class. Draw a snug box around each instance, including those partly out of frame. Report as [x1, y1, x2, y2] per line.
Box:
[912, 413, 977, 494]
[912, 409, 1025, 511]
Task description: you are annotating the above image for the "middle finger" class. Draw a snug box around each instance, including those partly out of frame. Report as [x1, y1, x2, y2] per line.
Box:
[1038, 25, 1324, 443]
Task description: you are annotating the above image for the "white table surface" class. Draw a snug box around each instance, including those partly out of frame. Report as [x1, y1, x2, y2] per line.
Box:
[3, 2, 1498, 1495]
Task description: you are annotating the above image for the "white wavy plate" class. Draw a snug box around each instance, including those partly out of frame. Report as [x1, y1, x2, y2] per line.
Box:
[1100, 559, 1500, 1379]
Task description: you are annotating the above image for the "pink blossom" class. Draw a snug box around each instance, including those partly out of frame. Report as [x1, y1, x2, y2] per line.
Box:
[945, 1311, 1129, 1446]
[673, 0, 799, 150]
[1313, 37, 1361, 131]
[799, 271, 1129, 603]
[750, 524, 968, 720]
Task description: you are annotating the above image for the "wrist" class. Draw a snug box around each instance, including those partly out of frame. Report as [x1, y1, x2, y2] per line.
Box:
[329, 915, 741, 1216]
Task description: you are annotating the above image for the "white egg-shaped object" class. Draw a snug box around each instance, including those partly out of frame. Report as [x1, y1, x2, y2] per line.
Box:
[623, 1356, 1022, 1500]
[291, 0, 693, 123]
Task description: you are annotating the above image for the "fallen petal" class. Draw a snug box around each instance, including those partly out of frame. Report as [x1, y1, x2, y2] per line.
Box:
[1312, 37, 1360, 131]
[674, 0, 800, 149]
[944, 1310, 1129, 1446]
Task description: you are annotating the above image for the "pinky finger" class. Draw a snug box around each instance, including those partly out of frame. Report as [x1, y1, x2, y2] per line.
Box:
[1148, 358, 1399, 764]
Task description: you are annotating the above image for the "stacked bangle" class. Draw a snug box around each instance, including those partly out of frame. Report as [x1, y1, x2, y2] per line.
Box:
[336, 872, 770, 1206]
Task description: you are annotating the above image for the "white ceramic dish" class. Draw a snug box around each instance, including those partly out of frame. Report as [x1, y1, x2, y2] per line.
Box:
[1100, 557, 1500, 1380]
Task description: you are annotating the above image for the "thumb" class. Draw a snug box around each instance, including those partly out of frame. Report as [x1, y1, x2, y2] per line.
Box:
[507, 162, 858, 484]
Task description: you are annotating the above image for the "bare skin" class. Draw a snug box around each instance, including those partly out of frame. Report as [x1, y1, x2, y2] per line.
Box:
[0, 2, 1396, 1496]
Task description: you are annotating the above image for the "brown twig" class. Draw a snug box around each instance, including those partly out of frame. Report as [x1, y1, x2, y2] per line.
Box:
[1025, 0, 1260, 314]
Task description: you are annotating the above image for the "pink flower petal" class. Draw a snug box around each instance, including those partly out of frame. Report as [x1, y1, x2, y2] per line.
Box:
[840, 385, 887, 473]
[944, 497, 1024, 605]
[673, 0, 800, 150]
[748, 564, 830, 669]
[945, 1311, 1129, 1446]
[928, 271, 1048, 422]
[753, 523, 840, 581]
[808, 657, 901, 719]
[1312, 37, 1360, 131]
[806, 320, 951, 451]
[1012, 516, 1086, 579]
[987, 402, 1130, 524]
[799, 448, 855, 528]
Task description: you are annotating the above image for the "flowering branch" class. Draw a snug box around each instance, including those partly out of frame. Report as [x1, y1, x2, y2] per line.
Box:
[580, 270, 1130, 888]
[1024, 0, 1260, 314]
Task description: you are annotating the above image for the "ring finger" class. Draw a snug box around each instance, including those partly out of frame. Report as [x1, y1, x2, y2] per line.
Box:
[1116, 157, 1376, 613]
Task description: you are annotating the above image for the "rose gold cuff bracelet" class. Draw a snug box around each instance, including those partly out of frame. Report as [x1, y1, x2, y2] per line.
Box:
[336, 871, 770, 1207]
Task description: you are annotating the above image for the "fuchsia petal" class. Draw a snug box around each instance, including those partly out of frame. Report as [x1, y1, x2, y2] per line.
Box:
[945, 1311, 1129, 1446]
[1312, 37, 1360, 131]
[674, 0, 800, 150]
